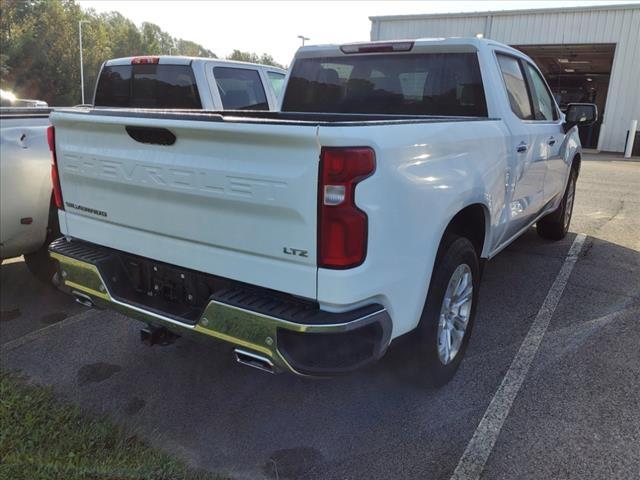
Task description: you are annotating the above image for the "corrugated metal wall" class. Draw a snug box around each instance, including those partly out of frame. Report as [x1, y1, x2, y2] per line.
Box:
[371, 5, 640, 152]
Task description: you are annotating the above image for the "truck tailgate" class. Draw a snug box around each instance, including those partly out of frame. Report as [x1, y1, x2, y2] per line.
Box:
[51, 112, 320, 298]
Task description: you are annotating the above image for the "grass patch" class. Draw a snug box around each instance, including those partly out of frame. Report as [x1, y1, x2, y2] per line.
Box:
[0, 371, 224, 480]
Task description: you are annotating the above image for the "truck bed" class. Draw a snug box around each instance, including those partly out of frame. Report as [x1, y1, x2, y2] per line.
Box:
[58, 107, 496, 126]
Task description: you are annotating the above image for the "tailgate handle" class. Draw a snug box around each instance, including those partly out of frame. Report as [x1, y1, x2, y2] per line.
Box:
[125, 126, 176, 146]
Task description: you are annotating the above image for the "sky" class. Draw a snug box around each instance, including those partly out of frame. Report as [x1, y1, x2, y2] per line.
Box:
[77, 1, 639, 66]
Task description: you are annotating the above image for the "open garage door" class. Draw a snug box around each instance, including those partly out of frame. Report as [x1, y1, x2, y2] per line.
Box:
[514, 44, 616, 149]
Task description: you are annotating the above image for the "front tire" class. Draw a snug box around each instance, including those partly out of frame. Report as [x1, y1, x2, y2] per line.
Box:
[410, 235, 480, 387]
[537, 167, 577, 241]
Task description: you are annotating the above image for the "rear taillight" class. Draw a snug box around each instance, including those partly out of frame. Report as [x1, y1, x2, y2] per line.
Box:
[318, 147, 375, 269]
[131, 56, 160, 64]
[47, 126, 63, 209]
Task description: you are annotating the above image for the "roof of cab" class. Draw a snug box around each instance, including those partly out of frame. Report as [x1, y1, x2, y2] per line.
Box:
[294, 37, 516, 59]
[104, 56, 286, 72]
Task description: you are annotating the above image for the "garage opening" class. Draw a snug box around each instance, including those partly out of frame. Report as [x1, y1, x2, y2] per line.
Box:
[514, 44, 616, 149]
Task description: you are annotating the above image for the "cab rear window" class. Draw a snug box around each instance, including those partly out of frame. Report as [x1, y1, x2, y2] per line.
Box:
[94, 64, 202, 109]
[282, 52, 487, 116]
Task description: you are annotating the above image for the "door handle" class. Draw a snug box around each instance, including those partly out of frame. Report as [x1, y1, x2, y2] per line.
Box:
[548, 137, 556, 146]
[516, 143, 528, 153]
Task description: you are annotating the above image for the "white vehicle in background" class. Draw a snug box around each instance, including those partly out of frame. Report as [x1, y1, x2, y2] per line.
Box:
[49, 38, 597, 385]
[0, 107, 59, 281]
[1, 89, 49, 108]
[93, 56, 287, 109]
[0, 57, 286, 282]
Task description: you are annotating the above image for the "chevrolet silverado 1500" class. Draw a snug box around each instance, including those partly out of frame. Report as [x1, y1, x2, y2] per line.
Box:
[48, 38, 596, 384]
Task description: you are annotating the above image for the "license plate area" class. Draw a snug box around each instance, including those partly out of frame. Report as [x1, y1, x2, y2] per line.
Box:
[50, 237, 319, 328]
[98, 251, 232, 325]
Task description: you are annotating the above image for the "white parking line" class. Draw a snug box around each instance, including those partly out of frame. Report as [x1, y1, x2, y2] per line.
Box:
[450, 233, 587, 480]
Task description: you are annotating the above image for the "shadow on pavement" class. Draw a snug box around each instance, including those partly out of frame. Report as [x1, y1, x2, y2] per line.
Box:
[0, 258, 83, 344]
[2, 230, 639, 480]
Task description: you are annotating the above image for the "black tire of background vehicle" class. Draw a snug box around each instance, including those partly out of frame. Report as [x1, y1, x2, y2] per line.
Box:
[402, 235, 481, 387]
[23, 198, 60, 285]
[537, 166, 578, 241]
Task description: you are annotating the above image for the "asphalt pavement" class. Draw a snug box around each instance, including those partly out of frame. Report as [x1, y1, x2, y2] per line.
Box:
[1, 157, 639, 480]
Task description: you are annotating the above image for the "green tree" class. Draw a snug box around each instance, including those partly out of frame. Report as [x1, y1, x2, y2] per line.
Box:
[0, 0, 220, 105]
[140, 22, 174, 55]
[0, 54, 10, 79]
[0, 0, 85, 105]
[97, 11, 143, 59]
[227, 49, 284, 69]
[175, 39, 216, 58]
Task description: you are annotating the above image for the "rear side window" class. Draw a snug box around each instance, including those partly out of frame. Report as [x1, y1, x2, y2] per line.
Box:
[213, 67, 268, 110]
[525, 63, 558, 121]
[496, 54, 533, 120]
[94, 64, 202, 109]
[282, 52, 487, 116]
[267, 71, 286, 98]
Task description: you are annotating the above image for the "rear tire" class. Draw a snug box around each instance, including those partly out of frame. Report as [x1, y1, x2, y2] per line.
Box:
[408, 235, 481, 387]
[24, 246, 57, 284]
[24, 200, 60, 285]
[537, 167, 577, 241]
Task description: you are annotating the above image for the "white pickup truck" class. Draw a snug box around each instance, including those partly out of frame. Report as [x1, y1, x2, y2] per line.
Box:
[48, 38, 596, 385]
[93, 56, 286, 110]
[1, 57, 285, 283]
[0, 107, 60, 281]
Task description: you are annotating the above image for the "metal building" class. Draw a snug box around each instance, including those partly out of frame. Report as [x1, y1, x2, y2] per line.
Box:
[370, 3, 640, 153]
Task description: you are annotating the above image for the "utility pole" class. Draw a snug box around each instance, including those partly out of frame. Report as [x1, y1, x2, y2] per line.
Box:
[297, 35, 310, 46]
[79, 20, 90, 104]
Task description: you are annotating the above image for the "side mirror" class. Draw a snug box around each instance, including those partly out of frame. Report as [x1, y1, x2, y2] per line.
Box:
[564, 103, 598, 132]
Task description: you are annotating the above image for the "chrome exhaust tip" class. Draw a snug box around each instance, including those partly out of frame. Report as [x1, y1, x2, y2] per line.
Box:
[234, 348, 275, 374]
[72, 291, 94, 308]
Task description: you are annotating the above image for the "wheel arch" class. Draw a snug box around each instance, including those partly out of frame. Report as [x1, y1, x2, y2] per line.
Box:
[572, 152, 582, 174]
[440, 203, 491, 259]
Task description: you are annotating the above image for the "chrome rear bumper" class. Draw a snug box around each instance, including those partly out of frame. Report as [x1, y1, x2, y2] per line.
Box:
[49, 238, 391, 376]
